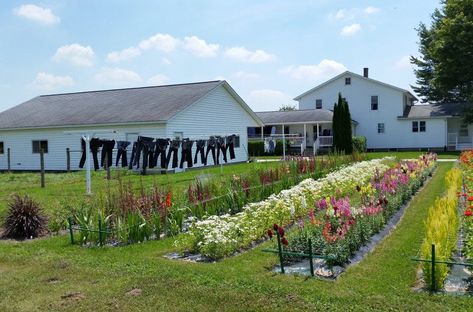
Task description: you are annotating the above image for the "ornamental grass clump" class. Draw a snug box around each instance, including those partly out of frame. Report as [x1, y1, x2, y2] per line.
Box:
[2, 194, 48, 240]
[420, 167, 461, 290]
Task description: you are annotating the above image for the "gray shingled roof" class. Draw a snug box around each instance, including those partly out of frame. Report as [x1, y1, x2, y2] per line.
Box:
[0, 80, 223, 129]
[401, 102, 469, 118]
[256, 109, 334, 124]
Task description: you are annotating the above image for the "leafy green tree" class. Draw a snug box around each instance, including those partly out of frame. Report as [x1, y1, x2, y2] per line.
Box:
[411, 0, 473, 122]
[332, 93, 353, 154]
[278, 104, 296, 111]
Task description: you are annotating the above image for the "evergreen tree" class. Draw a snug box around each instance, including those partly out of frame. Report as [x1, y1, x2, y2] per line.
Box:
[332, 93, 353, 154]
[411, 0, 473, 122]
[332, 93, 343, 152]
[342, 97, 353, 154]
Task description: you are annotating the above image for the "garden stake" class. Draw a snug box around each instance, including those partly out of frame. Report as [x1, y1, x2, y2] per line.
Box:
[431, 244, 436, 292]
[7, 148, 10, 172]
[98, 218, 103, 246]
[308, 238, 314, 277]
[276, 230, 285, 274]
[68, 217, 74, 245]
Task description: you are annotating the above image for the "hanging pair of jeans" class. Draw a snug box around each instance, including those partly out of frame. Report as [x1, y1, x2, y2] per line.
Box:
[100, 140, 115, 169]
[216, 136, 228, 164]
[226, 135, 236, 160]
[166, 139, 181, 169]
[194, 140, 206, 164]
[133, 136, 154, 169]
[153, 138, 169, 168]
[128, 142, 138, 170]
[79, 138, 102, 171]
[180, 139, 194, 169]
[147, 141, 157, 169]
[115, 141, 130, 167]
[205, 136, 217, 166]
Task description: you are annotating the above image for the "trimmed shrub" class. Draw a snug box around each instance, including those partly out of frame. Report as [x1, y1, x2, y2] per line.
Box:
[3, 195, 48, 239]
[352, 136, 367, 153]
[248, 140, 287, 156]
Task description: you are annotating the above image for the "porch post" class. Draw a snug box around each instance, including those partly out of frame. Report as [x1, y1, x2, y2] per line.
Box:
[303, 123, 307, 148]
[261, 126, 264, 141]
[282, 124, 286, 159]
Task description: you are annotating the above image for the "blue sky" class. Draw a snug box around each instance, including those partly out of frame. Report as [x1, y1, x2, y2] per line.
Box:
[0, 0, 440, 112]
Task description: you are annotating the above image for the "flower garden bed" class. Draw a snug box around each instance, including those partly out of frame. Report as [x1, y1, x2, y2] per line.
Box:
[67, 154, 358, 246]
[174, 155, 437, 266]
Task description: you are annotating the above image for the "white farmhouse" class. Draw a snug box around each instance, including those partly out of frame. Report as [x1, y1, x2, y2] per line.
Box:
[253, 68, 470, 151]
[0, 80, 262, 171]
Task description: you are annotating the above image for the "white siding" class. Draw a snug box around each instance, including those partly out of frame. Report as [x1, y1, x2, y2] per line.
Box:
[166, 85, 260, 166]
[297, 74, 446, 149]
[0, 124, 165, 171]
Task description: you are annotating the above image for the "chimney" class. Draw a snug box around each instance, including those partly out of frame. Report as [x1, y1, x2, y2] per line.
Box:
[363, 67, 369, 78]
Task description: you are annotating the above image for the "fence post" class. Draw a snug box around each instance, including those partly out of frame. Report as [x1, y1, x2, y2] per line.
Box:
[276, 229, 285, 274]
[68, 217, 74, 245]
[431, 244, 436, 292]
[7, 148, 10, 172]
[40, 148, 45, 188]
[98, 217, 103, 246]
[308, 238, 314, 277]
[66, 148, 71, 172]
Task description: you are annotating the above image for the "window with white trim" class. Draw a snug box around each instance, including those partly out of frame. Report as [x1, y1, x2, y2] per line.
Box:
[0, 142, 3, 154]
[32, 140, 48, 153]
[419, 121, 426, 132]
[412, 121, 418, 132]
[345, 77, 351, 85]
[371, 96, 378, 110]
[460, 124, 469, 136]
[377, 123, 385, 134]
[315, 99, 322, 109]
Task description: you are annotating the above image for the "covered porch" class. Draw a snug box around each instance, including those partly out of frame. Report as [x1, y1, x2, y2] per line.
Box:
[447, 117, 473, 150]
[249, 109, 336, 154]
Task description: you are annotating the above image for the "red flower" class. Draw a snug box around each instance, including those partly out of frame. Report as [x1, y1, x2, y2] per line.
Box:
[267, 229, 273, 239]
[466, 209, 472, 217]
[273, 223, 279, 231]
[468, 196, 473, 202]
[281, 237, 289, 246]
[165, 191, 172, 208]
[278, 227, 285, 237]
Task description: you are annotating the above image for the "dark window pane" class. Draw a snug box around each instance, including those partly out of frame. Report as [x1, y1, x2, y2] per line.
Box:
[316, 99, 322, 109]
[345, 77, 351, 85]
[234, 136, 240, 148]
[371, 96, 378, 110]
[412, 121, 418, 132]
[0, 142, 3, 154]
[32, 140, 48, 153]
[420, 121, 426, 132]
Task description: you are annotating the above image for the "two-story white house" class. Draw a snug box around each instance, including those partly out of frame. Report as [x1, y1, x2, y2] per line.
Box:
[253, 68, 471, 151]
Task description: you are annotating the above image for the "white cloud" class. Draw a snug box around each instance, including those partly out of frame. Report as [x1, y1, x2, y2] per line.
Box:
[94, 68, 142, 86]
[233, 71, 260, 80]
[106, 47, 141, 62]
[138, 33, 179, 52]
[32, 72, 74, 90]
[147, 74, 169, 85]
[281, 59, 347, 81]
[395, 55, 411, 69]
[161, 57, 171, 65]
[225, 47, 275, 63]
[341, 23, 361, 36]
[329, 7, 380, 21]
[364, 6, 380, 14]
[183, 36, 219, 57]
[13, 4, 60, 25]
[53, 44, 95, 67]
[248, 89, 293, 111]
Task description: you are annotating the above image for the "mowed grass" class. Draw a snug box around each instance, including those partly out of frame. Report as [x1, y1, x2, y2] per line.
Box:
[0, 162, 472, 311]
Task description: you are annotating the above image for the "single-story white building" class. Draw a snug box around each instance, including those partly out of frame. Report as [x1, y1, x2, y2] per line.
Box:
[0, 80, 263, 171]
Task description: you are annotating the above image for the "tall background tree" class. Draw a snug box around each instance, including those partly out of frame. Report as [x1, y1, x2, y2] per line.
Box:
[332, 93, 353, 154]
[278, 104, 296, 111]
[411, 0, 473, 122]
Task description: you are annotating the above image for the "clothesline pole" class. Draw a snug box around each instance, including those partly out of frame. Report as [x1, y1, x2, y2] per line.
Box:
[83, 135, 92, 195]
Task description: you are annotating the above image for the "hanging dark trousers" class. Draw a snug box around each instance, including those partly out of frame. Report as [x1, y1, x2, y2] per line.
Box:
[100, 140, 115, 169]
[216, 136, 228, 164]
[166, 139, 181, 169]
[79, 138, 102, 171]
[227, 135, 236, 160]
[128, 142, 138, 170]
[204, 136, 217, 166]
[194, 140, 206, 164]
[153, 138, 170, 168]
[147, 142, 157, 169]
[116, 141, 130, 167]
[180, 139, 194, 169]
[133, 136, 154, 169]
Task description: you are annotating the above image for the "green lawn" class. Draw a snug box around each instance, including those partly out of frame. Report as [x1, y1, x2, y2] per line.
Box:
[0, 162, 471, 311]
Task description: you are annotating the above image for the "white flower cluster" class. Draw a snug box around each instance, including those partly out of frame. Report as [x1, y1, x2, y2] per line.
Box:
[177, 158, 392, 259]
